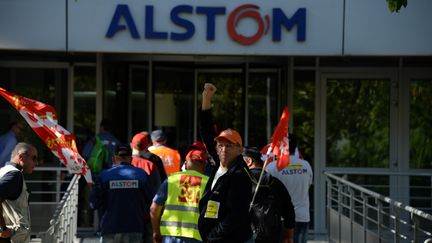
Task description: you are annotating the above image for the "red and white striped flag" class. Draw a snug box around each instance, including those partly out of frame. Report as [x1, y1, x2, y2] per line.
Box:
[266, 106, 291, 171]
[0, 87, 92, 183]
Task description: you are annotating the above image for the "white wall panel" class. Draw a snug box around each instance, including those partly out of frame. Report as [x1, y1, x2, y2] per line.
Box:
[344, 0, 432, 55]
[1, 0, 430, 55]
[0, 0, 66, 51]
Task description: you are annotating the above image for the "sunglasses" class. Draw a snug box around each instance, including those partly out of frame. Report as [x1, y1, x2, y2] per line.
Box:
[216, 143, 240, 150]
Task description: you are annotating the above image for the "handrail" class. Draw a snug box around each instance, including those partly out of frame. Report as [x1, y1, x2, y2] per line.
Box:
[324, 172, 432, 221]
[324, 171, 432, 243]
[33, 167, 69, 172]
[324, 169, 432, 177]
[42, 174, 80, 243]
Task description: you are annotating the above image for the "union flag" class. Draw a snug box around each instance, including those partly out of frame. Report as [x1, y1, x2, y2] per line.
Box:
[0, 87, 92, 183]
[266, 106, 291, 171]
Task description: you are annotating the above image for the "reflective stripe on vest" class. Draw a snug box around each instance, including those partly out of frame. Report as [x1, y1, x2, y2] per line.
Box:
[160, 170, 208, 241]
[164, 204, 199, 213]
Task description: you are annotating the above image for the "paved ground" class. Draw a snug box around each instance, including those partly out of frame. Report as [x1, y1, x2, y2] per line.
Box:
[75, 238, 328, 243]
[28, 229, 330, 243]
[73, 232, 329, 243]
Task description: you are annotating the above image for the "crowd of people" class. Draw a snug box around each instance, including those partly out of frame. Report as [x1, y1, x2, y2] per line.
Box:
[0, 83, 313, 243]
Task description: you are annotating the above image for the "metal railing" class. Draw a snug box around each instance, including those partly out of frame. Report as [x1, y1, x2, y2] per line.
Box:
[41, 174, 80, 243]
[325, 171, 432, 243]
[27, 166, 73, 237]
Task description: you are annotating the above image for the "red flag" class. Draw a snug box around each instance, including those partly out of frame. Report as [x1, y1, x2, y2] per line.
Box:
[267, 106, 291, 171]
[260, 144, 276, 164]
[0, 87, 92, 183]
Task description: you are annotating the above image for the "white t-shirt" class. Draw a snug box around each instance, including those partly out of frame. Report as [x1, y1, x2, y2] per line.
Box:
[266, 155, 313, 222]
[211, 166, 228, 190]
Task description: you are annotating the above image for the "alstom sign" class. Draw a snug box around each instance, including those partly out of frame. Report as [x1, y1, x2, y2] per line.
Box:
[106, 4, 306, 46]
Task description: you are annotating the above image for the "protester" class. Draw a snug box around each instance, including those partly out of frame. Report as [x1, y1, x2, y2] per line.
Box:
[198, 83, 253, 242]
[132, 131, 167, 182]
[243, 146, 295, 243]
[130, 132, 162, 243]
[131, 131, 162, 187]
[82, 118, 120, 171]
[81, 119, 121, 230]
[0, 121, 24, 168]
[148, 130, 181, 175]
[0, 143, 38, 243]
[150, 149, 209, 243]
[182, 140, 215, 176]
[90, 144, 155, 242]
[266, 134, 313, 243]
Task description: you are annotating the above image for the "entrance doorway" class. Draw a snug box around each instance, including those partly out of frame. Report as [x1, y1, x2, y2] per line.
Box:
[315, 70, 401, 233]
[123, 62, 286, 157]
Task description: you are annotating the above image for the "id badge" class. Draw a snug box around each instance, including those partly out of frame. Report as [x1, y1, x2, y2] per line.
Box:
[204, 200, 220, 219]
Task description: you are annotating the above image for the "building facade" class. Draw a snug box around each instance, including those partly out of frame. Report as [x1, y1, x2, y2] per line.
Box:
[1, 0, 431, 234]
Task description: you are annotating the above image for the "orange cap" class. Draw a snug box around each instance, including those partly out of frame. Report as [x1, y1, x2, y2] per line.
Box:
[214, 128, 242, 146]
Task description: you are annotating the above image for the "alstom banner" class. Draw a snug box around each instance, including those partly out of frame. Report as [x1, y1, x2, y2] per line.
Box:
[1, 0, 431, 55]
[106, 4, 307, 46]
[67, 0, 343, 55]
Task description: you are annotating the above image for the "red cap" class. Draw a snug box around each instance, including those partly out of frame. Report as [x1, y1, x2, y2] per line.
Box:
[187, 140, 207, 152]
[214, 128, 242, 146]
[186, 150, 207, 163]
[130, 132, 149, 150]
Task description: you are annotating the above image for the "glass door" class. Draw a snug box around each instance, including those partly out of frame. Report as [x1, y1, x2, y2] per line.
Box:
[315, 70, 398, 233]
[405, 70, 432, 213]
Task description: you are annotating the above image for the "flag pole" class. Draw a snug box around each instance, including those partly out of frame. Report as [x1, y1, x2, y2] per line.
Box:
[249, 106, 289, 212]
[249, 146, 273, 212]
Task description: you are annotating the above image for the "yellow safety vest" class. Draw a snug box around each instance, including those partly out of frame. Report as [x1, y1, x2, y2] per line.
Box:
[160, 170, 209, 241]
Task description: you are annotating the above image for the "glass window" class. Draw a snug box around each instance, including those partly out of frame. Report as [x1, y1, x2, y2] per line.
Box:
[74, 66, 96, 153]
[104, 63, 127, 143]
[293, 70, 316, 229]
[410, 176, 431, 212]
[293, 70, 315, 163]
[197, 72, 244, 137]
[326, 78, 390, 167]
[153, 66, 194, 155]
[347, 175, 390, 195]
[131, 66, 149, 135]
[0, 68, 13, 131]
[0, 68, 68, 166]
[248, 70, 279, 148]
[409, 79, 432, 169]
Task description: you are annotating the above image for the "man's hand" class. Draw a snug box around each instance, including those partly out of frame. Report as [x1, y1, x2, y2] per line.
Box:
[0, 227, 12, 239]
[282, 228, 294, 243]
[202, 83, 217, 110]
[283, 237, 294, 243]
[153, 232, 162, 243]
[0, 198, 12, 239]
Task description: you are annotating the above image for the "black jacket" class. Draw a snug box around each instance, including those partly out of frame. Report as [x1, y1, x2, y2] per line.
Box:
[198, 156, 253, 243]
[198, 109, 253, 242]
[249, 168, 295, 242]
[142, 151, 167, 182]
